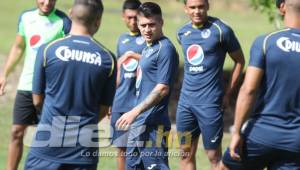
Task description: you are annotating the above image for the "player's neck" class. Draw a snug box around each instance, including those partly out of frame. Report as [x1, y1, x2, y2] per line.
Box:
[147, 33, 164, 46]
[191, 19, 208, 29]
[284, 14, 300, 29]
[70, 24, 93, 37]
[38, 9, 54, 16]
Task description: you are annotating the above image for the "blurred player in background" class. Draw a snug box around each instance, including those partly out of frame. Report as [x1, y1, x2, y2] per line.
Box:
[0, 0, 71, 169]
[110, 1, 145, 170]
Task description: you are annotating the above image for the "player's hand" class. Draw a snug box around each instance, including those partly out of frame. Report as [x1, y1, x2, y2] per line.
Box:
[115, 108, 139, 131]
[0, 76, 7, 96]
[117, 51, 135, 69]
[229, 132, 243, 161]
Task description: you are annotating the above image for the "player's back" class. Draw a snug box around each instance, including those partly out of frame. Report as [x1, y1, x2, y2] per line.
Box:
[41, 35, 115, 119]
[247, 28, 300, 153]
[30, 35, 116, 164]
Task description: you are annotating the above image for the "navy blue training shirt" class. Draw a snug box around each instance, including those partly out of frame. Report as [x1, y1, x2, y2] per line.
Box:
[31, 35, 116, 164]
[112, 33, 146, 113]
[177, 17, 241, 105]
[246, 28, 300, 153]
[134, 36, 179, 127]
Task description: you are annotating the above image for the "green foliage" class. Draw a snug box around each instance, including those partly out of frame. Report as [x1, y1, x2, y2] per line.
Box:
[250, 0, 281, 28]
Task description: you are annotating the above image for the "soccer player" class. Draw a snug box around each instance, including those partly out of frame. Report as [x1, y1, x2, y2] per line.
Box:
[0, 0, 71, 169]
[24, 0, 116, 169]
[222, 0, 300, 169]
[176, 0, 245, 169]
[116, 2, 179, 170]
[110, 1, 145, 170]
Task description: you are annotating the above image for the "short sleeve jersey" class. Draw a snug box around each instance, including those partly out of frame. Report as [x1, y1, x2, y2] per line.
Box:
[17, 8, 71, 91]
[30, 35, 116, 164]
[112, 33, 146, 113]
[246, 28, 300, 153]
[177, 17, 241, 105]
[134, 37, 179, 127]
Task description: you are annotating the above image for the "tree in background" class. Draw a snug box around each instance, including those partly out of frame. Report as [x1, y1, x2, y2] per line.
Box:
[250, 0, 282, 28]
[177, 0, 282, 28]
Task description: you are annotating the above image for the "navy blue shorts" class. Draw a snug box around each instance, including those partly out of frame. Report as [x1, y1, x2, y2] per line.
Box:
[176, 103, 223, 150]
[110, 112, 129, 147]
[126, 125, 170, 170]
[25, 152, 97, 170]
[13, 91, 40, 125]
[222, 138, 300, 170]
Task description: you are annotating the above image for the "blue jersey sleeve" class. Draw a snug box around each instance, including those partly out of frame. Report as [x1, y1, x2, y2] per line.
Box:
[249, 35, 266, 69]
[63, 17, 72, 35]
[100, 54, 117, 106]
[55, 9, 71, 35]
[156, 45, 179, 85]
[33, 44, 47, 94]
[222, 25, 241, 53]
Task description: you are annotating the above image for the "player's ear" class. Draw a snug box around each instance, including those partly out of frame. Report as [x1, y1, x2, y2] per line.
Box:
[122, 12, 126, 22]
[96, 16, 101, 28]
[279, 2, 286, 16]
[207, 1, 210, 10]
[184, 5, 188, 14]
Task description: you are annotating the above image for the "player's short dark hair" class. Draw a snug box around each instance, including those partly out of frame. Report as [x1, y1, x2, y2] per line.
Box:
[183, 0, 209, 5]
[276, 0, 285, 8]
[123, 0, 141, 11]
[138, 2, 162, 18]
[72, 0, 104, 26]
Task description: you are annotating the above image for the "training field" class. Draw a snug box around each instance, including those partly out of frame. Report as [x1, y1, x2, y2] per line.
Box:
[0, 0, 274, 169]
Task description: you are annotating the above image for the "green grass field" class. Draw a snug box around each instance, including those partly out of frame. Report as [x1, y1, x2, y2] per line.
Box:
[0, 0, 275, 169]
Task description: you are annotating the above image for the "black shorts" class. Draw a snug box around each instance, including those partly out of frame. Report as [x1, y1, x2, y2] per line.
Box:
[13, 91, 40, 125]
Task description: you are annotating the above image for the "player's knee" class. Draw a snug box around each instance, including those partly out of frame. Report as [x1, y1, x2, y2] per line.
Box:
[180, 147, 195, 162]
[219, 161, 230, 170]
[206, 150, 222, 164]
[10, 126, 25, 143]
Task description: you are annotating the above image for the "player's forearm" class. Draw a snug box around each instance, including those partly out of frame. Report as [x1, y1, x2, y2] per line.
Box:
[226, 49, 245, 95]
[2, 42, 24, 77]
[128, 53, 141, 61]
[118, 53, 141, 67]
[232, 84, 256, 134]
[99, 105, 110, 122]
[226, 61, 244, 95]
[135, 84, 169, 114]
[32, 94, 44, 113]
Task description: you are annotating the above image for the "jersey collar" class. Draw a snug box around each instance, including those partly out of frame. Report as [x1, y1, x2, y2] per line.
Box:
[192, 23, 204, 29]
[191, 17, 209, 29]
[129, 31, 139, 36]
[146, 36, 165, 47]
